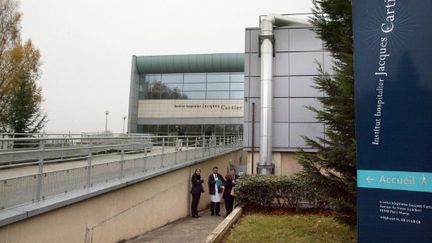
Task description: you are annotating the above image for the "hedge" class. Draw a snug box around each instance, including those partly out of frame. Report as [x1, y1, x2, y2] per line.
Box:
[235, 175, 328, 210]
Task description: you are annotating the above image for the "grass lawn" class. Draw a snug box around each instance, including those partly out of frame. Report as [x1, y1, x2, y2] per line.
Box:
[224, 213, 357, 243]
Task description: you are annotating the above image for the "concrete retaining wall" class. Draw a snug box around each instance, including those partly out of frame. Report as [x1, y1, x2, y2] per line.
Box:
[0, 150, 243, 243]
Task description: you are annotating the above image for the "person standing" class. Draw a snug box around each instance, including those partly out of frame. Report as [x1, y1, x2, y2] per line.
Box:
[230, 168, 240, 206]
[223, 173, 235, 216]
[190, 168, 204, 218]
[208, 166, 225, 216]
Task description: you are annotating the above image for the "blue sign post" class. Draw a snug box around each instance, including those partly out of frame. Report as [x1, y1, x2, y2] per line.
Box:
[354, 0, 432, 242]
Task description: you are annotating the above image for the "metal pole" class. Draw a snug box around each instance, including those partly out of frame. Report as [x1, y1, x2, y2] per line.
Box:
[174, 137, 177, 164]
[86, 138, 92, 188]
[36, 140, 45, 201]
[105, 110, 109, 133]
[61, 137, 65, 160]
[194, 137, 197, 159]
[161, 137, 165, 167]
[252, 102, 255, 174]
[120, 141, 125, 178]
[202, 134, 205, 158]
[122, 115, 127, 134]
[143, 137, 147, 172]
[186, 137, 189, 161]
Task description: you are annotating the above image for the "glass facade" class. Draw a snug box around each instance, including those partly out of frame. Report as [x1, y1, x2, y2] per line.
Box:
[138, 72, 244, 100]
[137, 124, 242, 136]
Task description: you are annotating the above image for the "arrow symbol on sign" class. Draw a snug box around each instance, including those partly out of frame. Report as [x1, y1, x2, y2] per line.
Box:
[366, 176, 374, 183]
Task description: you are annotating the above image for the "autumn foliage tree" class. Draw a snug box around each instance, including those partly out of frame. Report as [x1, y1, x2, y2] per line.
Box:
[0, 0, 46, 133]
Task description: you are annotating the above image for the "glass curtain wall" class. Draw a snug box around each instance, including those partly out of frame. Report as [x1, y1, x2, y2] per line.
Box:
[137, 124, 242, 136]
[138, 72, 244, 100]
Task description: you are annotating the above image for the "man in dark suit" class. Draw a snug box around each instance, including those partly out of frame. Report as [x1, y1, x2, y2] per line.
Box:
[208, 166, 225, 216]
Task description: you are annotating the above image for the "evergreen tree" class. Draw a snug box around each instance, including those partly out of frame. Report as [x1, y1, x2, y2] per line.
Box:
[3, 72, 46, 134]
[296, 0, 356, 225]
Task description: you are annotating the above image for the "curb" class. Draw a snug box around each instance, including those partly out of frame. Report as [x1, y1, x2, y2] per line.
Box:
[204, 205, 243, 243]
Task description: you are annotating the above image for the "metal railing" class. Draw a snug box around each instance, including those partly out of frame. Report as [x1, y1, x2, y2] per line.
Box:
[0, 134, 243, 210]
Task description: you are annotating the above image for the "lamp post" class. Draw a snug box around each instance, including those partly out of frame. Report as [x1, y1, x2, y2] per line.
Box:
[105, 110, 109, 134]
[122, 115, 127, 134]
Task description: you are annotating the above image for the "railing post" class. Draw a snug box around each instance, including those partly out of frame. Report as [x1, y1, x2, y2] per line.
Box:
[86, 138, 92, 188]
[174, 137, 178, 164]
[36, 139, 45, 201]
[210, 136, 214, 155]
[61, 137, 65, 160]
[202, 134, 205, 158]
[143, 137, 147, 172]
[194, 137, 197, 160]
[120, 140, 125, 179]
[161, 137, 165, 168]
[185, 137, 189, 161]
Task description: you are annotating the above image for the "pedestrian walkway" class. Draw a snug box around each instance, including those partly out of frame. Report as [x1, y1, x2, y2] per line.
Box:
[0, 146, 191, 179]
[124, 209, 225, 243]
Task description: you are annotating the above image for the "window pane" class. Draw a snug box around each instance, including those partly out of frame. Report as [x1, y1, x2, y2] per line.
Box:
[168, 91, 186, 99]
[139, 83, 144, 92]
[139, 92, 145, 99]
[165, 83, 182, 91]
[203, 125, 215, 135]
[183, 83, 206, 91]
[168, 125, 178, 135]
[184, 73, 206, 83]
[230, 73, 244, 82]
[215, 124, 224, 135]
[207, 83, 229, 91]
[160, 92, 171, 99]
[226, 124, 242, 134]
[158, 125, 168, 135]
[184, 125, 202, 135]
[207, 91, 229, 99]
[145, 74, 161, 82]
[230, 91, 244, 99]
[143, 125, 158, 134]
[207, 73, 230, 82]
[149, 91, 161, 99]
[183, 91, 205, 99]
[230, 82, 244, 90]
[161, 73, 183, 83]
[143, 90, 150, 98]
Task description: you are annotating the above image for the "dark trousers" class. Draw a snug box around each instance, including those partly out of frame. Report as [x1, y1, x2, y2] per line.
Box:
[210, 202, 220, 215]
[191, 193, 201, 216]
[225, 197, 234, 216]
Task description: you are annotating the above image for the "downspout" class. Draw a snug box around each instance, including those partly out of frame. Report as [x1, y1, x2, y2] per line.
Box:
[258, 14, 303, 175]
[251, 102, 255, 174]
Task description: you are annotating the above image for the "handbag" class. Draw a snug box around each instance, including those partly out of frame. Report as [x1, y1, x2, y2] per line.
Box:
[230, 187, 235, 196]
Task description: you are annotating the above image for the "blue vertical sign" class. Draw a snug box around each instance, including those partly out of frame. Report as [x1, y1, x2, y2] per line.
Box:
[354, 0, 432, 242]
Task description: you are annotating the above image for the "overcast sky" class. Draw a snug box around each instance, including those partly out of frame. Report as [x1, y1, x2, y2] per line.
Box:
[19, 0, 313, 133]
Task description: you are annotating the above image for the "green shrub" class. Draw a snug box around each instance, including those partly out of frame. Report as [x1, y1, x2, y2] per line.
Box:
[235, 175, 328, 210]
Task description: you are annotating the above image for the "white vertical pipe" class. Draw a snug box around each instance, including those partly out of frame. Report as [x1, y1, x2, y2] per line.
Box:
[258, 14, 307, 174]
[259, 17, 274, 175]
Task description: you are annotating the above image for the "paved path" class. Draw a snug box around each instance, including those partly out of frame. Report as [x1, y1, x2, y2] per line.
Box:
[124, 209, 225, 243]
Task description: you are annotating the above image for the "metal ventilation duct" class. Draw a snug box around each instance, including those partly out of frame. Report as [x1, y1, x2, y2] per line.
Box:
[257, 14, 309, 175]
